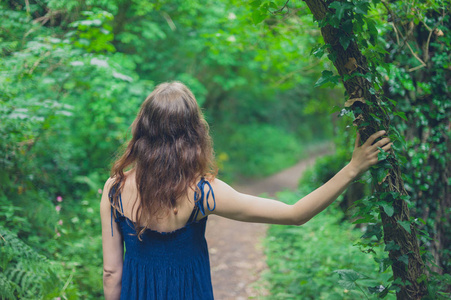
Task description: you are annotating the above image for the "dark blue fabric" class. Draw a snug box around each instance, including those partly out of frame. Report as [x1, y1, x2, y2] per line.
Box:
[109, 178, 215, 300]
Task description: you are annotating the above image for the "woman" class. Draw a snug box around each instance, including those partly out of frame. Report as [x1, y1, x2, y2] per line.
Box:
[100, 81, 392, 299]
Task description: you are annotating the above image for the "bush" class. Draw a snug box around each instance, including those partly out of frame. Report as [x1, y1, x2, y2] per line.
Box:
[263, 189, 394, 300]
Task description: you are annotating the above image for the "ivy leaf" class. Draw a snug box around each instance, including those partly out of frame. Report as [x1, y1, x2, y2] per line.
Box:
[366, 19, 378, 46]
[354, 1, 370, 15]
[387, 98, 398, 107]
[339, 34, 352, 50]
[311, 44, 326, 58]
[384, 241, 400, 251]
[397, 220, 412, 234]
[314, 70, 340, 87]
[342, 19, 353, 33]
[379, 285, 390, 297]
[329, 2, 353, 21]
[393, 111, 408, 121]
[380, 202, 394, 217]
[334, 269, 368, 290]
[375, 167, 389, 184]
[416, 218, 426, 225]
[268, 2, 278, 9]
[377, 147, 389, 161]
[398, 254, 409, 265]
[362, 224, 382, 240]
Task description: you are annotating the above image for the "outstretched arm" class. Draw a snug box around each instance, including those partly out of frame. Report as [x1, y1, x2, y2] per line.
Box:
[208, 130, 392, 225]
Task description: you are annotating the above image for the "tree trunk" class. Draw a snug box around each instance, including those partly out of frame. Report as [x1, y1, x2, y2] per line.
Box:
[302, 0, 428, 298]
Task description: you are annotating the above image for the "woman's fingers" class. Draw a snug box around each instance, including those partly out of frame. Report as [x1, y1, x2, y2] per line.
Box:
[364, 130, 386, 147]
[381, 142, 393, 152]
[370, 143, 392, 161]
[355, 132, 361, 148]
[373, 137, 391, 149]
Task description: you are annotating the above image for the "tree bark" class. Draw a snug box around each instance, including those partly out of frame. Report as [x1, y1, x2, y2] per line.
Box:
[301, 0, 428, 298]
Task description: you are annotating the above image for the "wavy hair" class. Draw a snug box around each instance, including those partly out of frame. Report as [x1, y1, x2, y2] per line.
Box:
[110, 82, 217, 239]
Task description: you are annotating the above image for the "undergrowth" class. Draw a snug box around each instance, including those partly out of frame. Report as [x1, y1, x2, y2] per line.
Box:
[263, 189, 394, 300]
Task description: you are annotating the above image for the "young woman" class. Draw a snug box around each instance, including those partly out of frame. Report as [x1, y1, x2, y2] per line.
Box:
[100, 81, 392, 300]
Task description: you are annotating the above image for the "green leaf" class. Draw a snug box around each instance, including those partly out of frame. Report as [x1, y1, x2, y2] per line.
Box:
[377, 147, 389, 161]
[329, 2, 353, 21]
[366, 19, 378, 46]
[268, 2, 279, 9]
[374, 257, 392, 273]
[330, 105, 342, 114]
[334, 269, 368, 290]
[250, 0, 262, 8]
[339, 34, 352, 50]
[354, 1, 370, 15]
[375, 167, 389, 184]
[384, 241, 400, 251]
[387, 98, 398, 107]
[362, 224, 382, 240]
[342, 19, 353, 33]
[314, 70, 340, 88]
[416, 218, 426, 225]
[380, 202, 394, 217]
[397, 220, 411, 234]
[251, 10, 266, 24]
[398, 254, 409, 265]
[393, 111, 408, 121]
[311, 44, 327, 58]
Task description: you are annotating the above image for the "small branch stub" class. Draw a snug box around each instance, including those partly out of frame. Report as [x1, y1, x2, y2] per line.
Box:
[344, 57, 358, 73]
[353, 114, 364, 127]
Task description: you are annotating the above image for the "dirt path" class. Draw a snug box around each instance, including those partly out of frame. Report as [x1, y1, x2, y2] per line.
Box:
[205, 144, 333, 299]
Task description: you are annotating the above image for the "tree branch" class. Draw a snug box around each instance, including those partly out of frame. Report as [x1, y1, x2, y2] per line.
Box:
[271, 0, 290, 15]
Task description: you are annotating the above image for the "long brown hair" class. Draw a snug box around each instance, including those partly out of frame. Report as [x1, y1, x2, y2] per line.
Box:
[110, 82, 217, 238]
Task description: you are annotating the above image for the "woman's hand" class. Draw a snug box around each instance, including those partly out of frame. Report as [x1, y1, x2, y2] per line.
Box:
[349, 130, 392, 175]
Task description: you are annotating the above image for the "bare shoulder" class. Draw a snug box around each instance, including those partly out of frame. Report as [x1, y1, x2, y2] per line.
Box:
[104, 177, 115, 188]
[100, 177, 115, 207]
[207, 177, 241, 201]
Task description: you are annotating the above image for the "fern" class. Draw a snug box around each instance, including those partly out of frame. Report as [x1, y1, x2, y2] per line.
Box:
[0, 226, 62, 298]
[0, 272, 17, 299]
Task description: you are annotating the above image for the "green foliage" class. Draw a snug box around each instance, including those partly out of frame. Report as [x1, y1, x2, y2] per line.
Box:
[315, 70, 341, 88]
[264, 188, 394, 299]
[69, 11, 115, 53]
[0, 227, 63, 299]
[0, 0, 337, 297]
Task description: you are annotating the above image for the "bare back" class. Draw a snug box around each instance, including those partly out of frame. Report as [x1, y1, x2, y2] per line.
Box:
[117, 170, 204, 233]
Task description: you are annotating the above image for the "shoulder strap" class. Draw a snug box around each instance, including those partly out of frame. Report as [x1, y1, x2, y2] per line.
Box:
[187, 178, 216, 223]
[108, 183, 124, 236]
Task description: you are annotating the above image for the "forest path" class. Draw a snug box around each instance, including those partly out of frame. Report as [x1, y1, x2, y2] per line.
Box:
[205, 143, 333, 299]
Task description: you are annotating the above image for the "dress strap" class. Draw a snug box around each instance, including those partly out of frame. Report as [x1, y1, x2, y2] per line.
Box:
[187, 178, 216, 223]
[108, 183, 124, 236]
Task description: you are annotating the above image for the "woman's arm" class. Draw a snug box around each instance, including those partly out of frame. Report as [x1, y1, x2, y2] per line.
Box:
[208, 130, 392, 225]
[100, 178, 123, 300]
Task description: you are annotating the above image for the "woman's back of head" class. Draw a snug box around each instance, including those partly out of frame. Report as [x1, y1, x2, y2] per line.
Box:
[133, 82, 201, 139]
[110, 81, 217, 238]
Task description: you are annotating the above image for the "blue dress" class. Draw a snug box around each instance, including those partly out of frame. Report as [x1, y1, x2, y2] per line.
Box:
[109, 178, 216, 299]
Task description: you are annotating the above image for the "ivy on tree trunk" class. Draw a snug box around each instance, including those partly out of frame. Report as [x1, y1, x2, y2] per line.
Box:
[301, 0, 428, 298]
